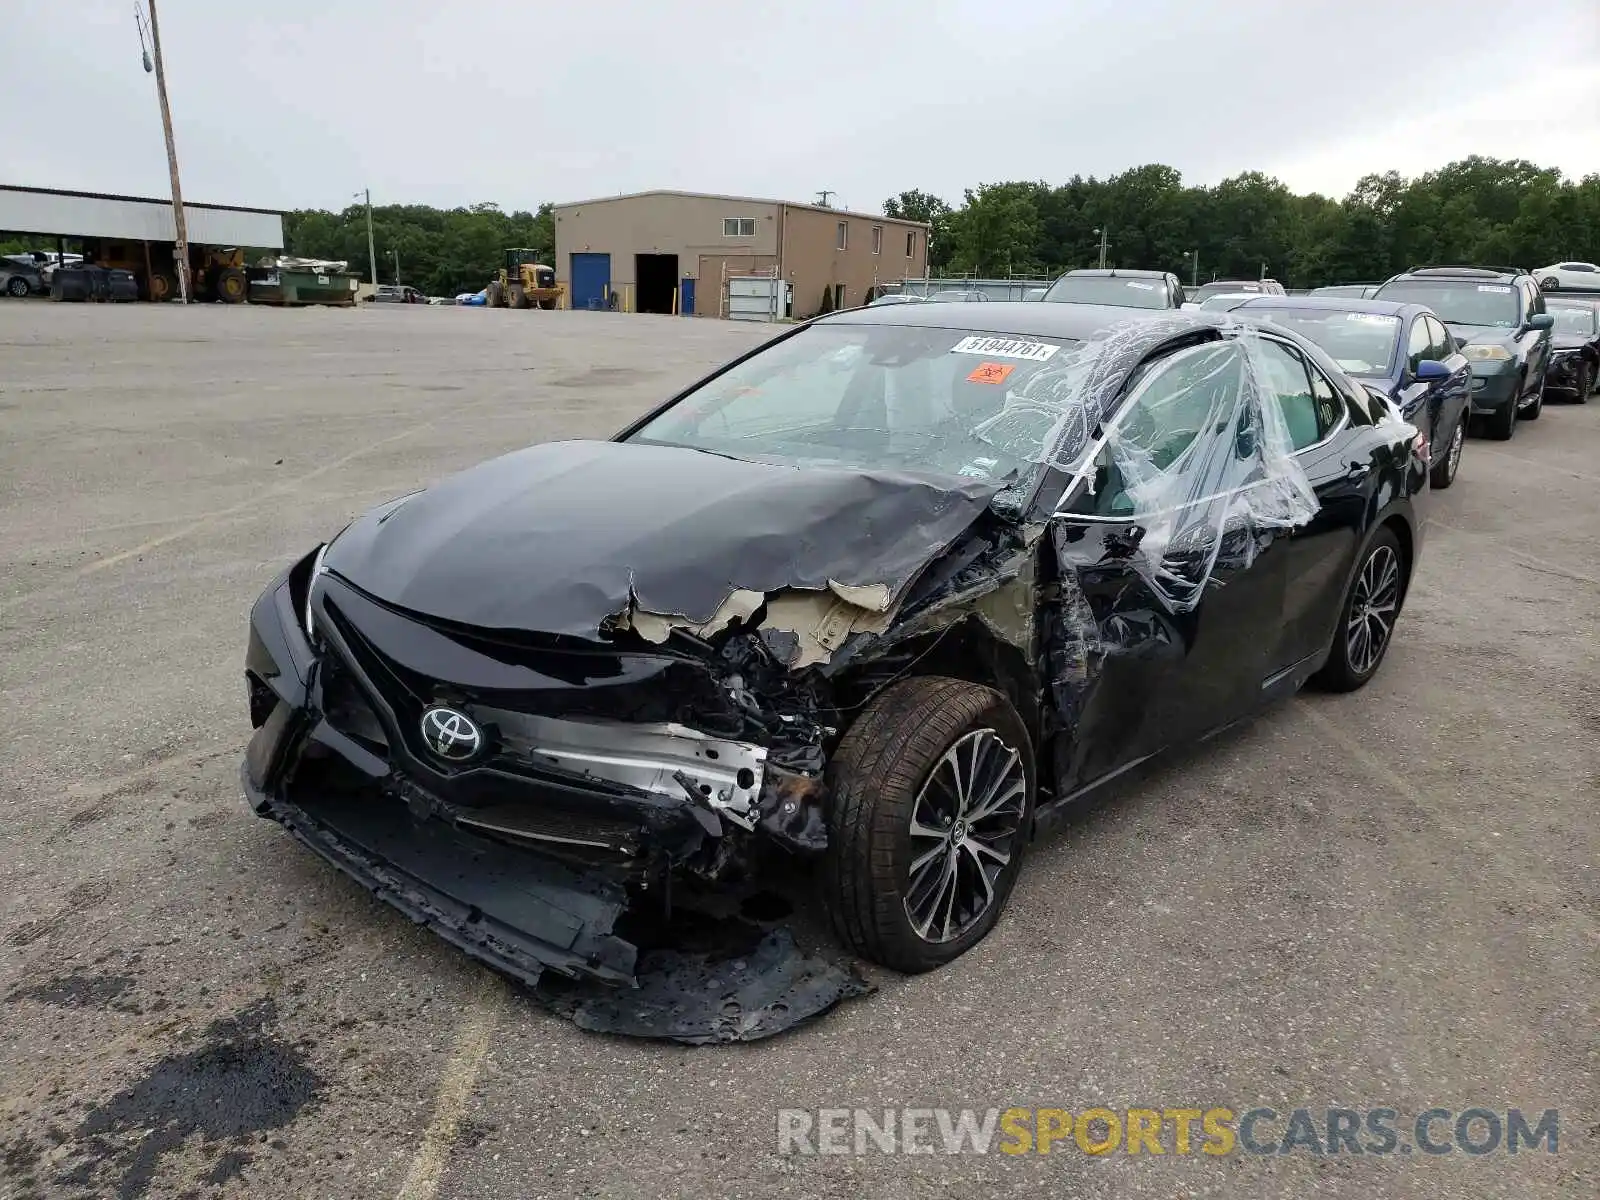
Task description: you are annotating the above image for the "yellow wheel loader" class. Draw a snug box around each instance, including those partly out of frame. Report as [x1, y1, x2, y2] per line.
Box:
[486, 248, 564, 309]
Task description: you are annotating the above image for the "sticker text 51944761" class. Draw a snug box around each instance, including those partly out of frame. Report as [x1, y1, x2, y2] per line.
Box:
[950, 335, 1061, 362]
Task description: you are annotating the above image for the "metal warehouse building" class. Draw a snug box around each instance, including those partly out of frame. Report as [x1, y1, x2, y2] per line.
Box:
[552, 190, 929, 318]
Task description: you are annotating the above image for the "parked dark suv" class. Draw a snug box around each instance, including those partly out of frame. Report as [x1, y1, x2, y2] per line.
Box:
[1373, 266, 1553, 439]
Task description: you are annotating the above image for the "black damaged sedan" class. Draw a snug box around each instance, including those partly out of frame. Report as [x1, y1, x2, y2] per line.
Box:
[244, 304, 1427, 1039]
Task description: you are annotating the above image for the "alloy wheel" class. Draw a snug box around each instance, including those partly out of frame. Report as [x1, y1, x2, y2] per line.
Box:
[1346, 545, 1401, 676]
[904, 728, 1027, 944]
[1448, 419, 1464, 476]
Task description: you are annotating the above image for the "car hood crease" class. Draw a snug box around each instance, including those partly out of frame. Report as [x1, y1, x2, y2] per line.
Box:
[323, 439, 1003, 637]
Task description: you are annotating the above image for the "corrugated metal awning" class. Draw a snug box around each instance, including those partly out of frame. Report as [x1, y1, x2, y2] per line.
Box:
[0, 185, 285, 248]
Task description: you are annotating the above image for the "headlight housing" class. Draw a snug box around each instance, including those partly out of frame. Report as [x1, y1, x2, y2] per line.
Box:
[304, 543, 328, 639]
[1461, 344, 1513, 363]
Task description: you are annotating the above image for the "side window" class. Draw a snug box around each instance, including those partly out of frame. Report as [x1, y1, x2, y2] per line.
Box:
[1252, 339, 1326, 451]
[1405, 317, 1431, 373]
[1066, 342, 1243, 517]
[1305, 364, 1344, 442]
[1424, 315, 1453, 361]
[1523, 280, 1544, 316]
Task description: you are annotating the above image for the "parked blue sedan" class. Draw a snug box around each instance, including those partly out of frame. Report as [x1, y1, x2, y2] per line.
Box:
[1233, 297, 1472, 489]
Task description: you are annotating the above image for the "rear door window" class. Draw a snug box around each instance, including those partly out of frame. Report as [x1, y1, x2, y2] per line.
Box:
[1252, 339, 1343, 451]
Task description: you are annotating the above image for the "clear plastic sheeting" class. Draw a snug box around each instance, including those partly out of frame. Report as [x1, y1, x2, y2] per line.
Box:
[973, 317, 1198, 474]
[985, 317, 1319, 613]
[1088, 331, 1318, 611]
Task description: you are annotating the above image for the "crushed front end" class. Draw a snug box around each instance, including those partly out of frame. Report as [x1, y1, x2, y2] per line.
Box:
[241, 549, 864, 1042]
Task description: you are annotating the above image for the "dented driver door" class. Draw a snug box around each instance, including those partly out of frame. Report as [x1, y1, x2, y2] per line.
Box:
[1042, 339, 1306, 794]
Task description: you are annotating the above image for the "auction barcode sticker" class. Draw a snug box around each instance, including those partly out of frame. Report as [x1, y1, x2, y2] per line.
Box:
[950, 335, 1061, 361]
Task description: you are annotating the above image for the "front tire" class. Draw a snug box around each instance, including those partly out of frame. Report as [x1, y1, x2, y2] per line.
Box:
[1430, 414, 1466, 489]
[215, 267, 247, 303]
[1574, 360, 1592, 403]
[1484, 397, 1517, 440]
[1314, 527, 1406, 693]
[823, 676, 1034, 973]
[6, 276, 29, 297]
[1539, 275, 1560, 290]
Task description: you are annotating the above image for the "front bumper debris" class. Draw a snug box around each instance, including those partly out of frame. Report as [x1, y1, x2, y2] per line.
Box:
[241, 554, 868, 1042]
[1546, 352, 1583, 393]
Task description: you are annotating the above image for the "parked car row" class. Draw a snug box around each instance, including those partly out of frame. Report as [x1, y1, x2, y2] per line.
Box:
[1034, 262, 1596, 456]
[0, 251, 86, 298]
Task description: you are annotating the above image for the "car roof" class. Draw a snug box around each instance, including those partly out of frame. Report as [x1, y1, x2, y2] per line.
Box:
[820, 301, 1225, 342]
[1235, 296, 1419, 318]
[1391, 265, 1525, 282]
[1061, 268, 1167, 279]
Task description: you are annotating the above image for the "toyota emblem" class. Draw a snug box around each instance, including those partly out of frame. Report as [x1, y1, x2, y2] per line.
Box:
[419, 705, 483, 761]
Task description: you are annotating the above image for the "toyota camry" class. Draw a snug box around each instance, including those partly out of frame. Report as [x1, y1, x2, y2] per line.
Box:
[242, 303, 1427, 1040]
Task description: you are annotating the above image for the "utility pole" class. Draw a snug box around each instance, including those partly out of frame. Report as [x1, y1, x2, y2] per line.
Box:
[356, 189, 378, 288]
[1093, 226, 1109, 270]
[1185, 248, 1199, 288]
[144, 0, 191, 302]
[816, 190, 835, 208]
[392, 248, 400, 286]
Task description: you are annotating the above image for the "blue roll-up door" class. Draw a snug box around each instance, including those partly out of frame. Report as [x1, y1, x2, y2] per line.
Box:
[570, 253, 611, 310]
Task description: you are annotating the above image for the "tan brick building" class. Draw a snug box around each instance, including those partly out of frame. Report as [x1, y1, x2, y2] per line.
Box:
[552, 190, 928, 318]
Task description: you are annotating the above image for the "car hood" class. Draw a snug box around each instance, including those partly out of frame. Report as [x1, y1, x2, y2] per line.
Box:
[1444, 322, 1519, 348]
[1551, 335, 1590, 352]
[322, 439, 1002, 639]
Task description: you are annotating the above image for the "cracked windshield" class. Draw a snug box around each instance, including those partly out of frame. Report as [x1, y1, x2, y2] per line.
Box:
[632, 324, 1083, 483]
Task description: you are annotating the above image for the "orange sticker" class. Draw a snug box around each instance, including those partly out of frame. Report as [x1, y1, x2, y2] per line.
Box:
[966, 361, 1014, 385]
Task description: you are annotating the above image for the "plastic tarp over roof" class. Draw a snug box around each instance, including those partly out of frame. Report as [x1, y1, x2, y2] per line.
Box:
[0, 186, 284, 248]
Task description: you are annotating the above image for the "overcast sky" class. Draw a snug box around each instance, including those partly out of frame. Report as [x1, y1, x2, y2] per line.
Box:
[8, 0, 1598, 215]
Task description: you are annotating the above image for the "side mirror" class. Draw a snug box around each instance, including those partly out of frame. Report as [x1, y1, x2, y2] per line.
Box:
[1414, 359, 1451, 381]
[1528, 313, 1554, 332]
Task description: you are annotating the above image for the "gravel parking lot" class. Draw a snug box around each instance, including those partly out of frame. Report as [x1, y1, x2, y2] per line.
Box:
[1, 303, 1595, 1199]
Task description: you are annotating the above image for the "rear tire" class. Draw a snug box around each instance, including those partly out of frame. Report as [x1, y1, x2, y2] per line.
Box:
[1539, 275, 1560, 290]
[1313, 527, 1406, 693]
[147, 272, 175, 303]
[1429, 414, 1466, 489]
[823, 676, 1034, 973]
[1574, 360, 1591, 403]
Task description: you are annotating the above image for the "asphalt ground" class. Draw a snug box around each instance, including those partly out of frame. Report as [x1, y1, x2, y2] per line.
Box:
[0, 302, 1594, 1199]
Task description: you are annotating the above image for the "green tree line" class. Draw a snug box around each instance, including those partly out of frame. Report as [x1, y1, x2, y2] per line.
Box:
[283, 201, 553, 297]
[276, 156, 1595, 297]
[884, 156, 1600, 287]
